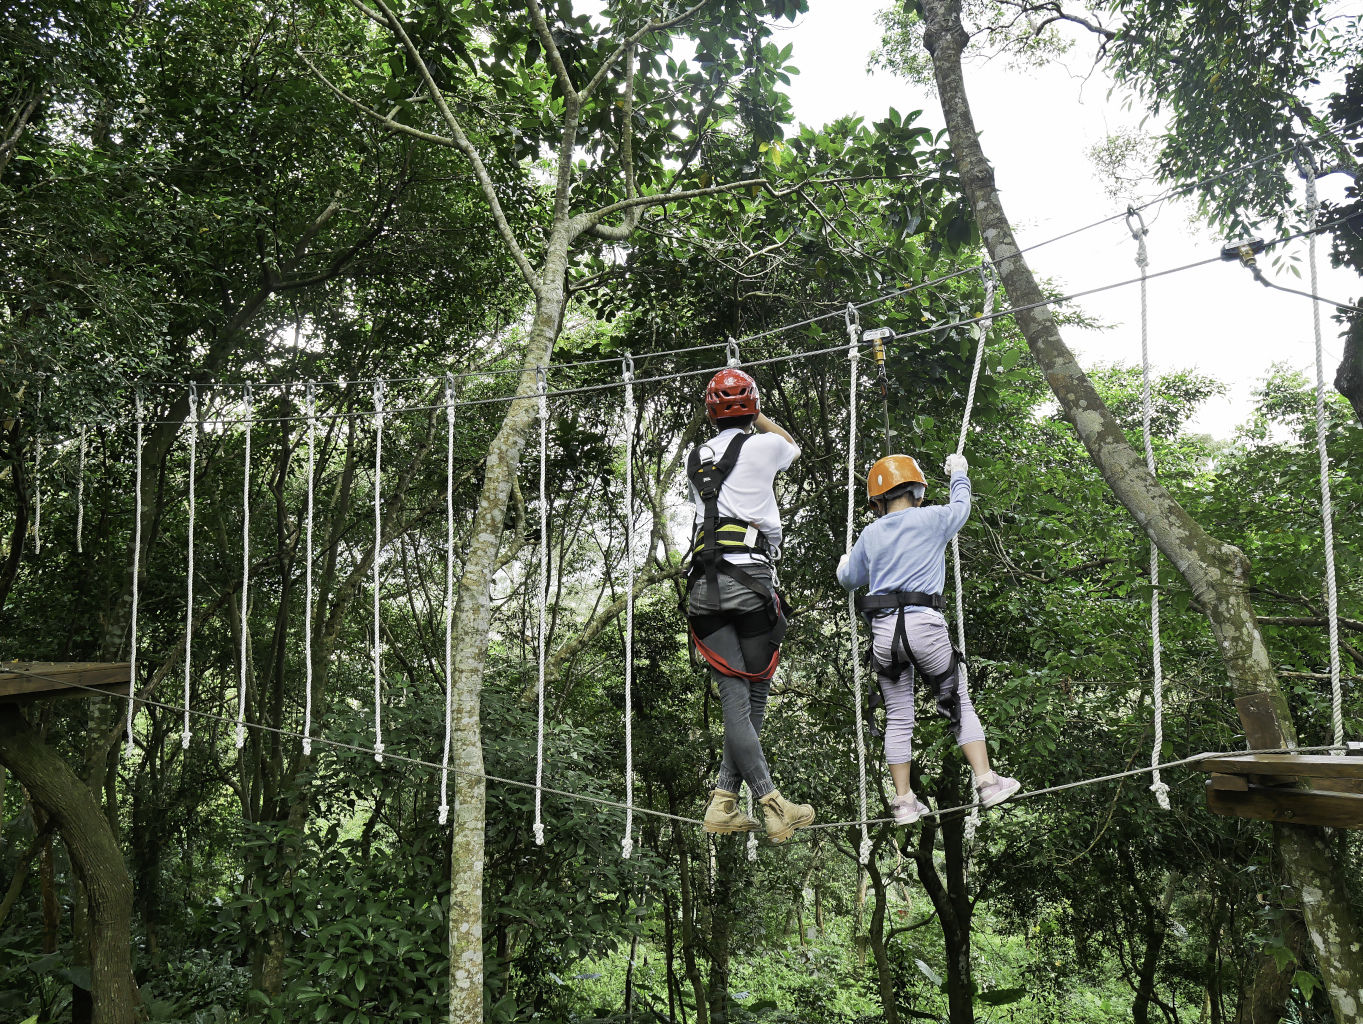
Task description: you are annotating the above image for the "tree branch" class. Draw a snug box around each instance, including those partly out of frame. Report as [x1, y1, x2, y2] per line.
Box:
[326, 0, 543, 294]
[581, 0, 718, 100]
[525, 0, 579, 102]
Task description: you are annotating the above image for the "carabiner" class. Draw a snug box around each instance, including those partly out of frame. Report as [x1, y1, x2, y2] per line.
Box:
[726, 338, 741, 367]
[622, 351, 635, 381]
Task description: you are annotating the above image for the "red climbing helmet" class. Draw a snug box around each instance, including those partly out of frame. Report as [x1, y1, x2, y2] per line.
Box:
[704, 369, 760, 421]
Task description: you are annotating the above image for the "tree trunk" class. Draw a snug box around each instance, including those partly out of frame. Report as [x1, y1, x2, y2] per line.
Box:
[918, 1, 1363, 1015]
[668, 782, 709, 1024]
[0, 705, 135, 1024]
[447, 280, 565, 1023]
[865, 853, 902, 1024]
[1233, 906, 1309, 1024]
[1335, 314, 1363, 424]
[1132, 871, 1178, 1024]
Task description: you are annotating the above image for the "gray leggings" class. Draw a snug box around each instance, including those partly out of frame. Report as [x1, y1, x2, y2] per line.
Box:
[688, 567, 777, 800]
[870, 609, 986, 765]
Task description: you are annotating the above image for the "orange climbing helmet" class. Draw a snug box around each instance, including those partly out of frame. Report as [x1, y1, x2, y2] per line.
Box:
[704, 368, 760, 421]
[867, 454, 927, 508]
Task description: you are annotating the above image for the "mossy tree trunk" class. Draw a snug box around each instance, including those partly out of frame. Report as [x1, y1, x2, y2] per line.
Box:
[918, 1, 1363, 1015]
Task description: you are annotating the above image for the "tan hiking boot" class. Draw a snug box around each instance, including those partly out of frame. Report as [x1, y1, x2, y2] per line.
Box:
[759, 790, 815, 844]
[702, 789, 759, 834]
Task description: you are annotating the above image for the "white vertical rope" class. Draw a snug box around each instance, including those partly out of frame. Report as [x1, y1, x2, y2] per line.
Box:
[439, 375, 456, 825]
[236, 386, 253, 750]
[745, 789, 758, 862]
[32, 411, 41, 555]
[372, 380, 385, 764]
[954, 269, 996, 841]
[534, 367, 549, 846]
[126, 396, 144, 755]
[182, 385, 198, 750]
[1295, 149, 1344, 752]
[621, 354, 636, 859]
[303, 385, 316, 758]
[845, 313, 871, 866]
[1127, 211, 1171, 809]
[76, 425, 87, 553]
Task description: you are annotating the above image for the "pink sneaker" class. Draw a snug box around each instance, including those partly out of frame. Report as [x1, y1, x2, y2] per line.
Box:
[891, 792, 929, 825]
[976, 771, 1022, 809]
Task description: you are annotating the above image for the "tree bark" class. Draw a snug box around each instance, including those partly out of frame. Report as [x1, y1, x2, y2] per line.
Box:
[0, 705, 135, 1024]
[1336, 314, 1363, 425]
[447, 280, 566, 1023]
[865, 852, 901, 1024]
[918, 1, 1363, 1015]
[1233, 906, 1309, 1024]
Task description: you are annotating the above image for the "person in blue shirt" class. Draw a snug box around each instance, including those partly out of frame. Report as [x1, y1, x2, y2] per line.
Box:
[837, 452, 1020, 824]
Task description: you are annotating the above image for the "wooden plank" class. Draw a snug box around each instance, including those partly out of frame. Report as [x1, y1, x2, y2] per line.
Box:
[1234, 692, 1291, 749]
[1205, 781, 1363, 828]
[1209, 773, 1249, 791]
[1198, 754, 1363, 783]
[0, 663, 130, 702]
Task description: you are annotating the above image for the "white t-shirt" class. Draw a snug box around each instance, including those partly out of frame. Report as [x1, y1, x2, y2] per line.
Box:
[689, 427, 800, 561]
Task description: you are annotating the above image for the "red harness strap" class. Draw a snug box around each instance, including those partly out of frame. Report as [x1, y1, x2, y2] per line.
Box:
[687, 593, 785, 683]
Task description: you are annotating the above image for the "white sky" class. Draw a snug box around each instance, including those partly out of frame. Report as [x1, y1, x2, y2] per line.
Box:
[773, 0, 1360, 438]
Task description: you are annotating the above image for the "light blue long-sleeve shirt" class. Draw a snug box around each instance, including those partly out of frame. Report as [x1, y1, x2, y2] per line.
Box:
[837, 474, 972, 597]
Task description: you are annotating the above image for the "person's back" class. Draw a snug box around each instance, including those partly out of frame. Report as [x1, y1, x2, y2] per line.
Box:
[837, 453, 1018, 824]
[839, 473, 970, 597]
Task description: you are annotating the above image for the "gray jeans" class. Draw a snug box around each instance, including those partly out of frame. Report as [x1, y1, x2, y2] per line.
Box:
[870, 608, 986, 765]
[688, 565, 778, 799]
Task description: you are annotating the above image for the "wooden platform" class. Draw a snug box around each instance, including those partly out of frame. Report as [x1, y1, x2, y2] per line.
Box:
[0, 662, 131, 702]
[1197, 750, 1363, 828]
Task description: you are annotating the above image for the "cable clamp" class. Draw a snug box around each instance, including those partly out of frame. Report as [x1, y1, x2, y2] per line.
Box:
[1219, 237, 1266, 267]
[1292, 140, 1318, 181]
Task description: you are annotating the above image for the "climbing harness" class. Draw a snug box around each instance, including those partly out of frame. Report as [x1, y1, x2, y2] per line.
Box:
[845, 308, 873, 866]
[236, 386, 253, 751]
[683, 410, 787, 684]
[1127, 208, 1171, 810]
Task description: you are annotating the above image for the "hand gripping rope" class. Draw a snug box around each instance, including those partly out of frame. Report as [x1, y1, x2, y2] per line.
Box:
[1128, 208, 1171, 810]
[372, 380, 385, 764]
[1293, 146, 1344, 753]
[440, 375, 457, 825]
[534, 367, 550, 846]
[621, 354, 637, 858]
[182, 385, 198, 749]
[125, 395, 144, 755]
[236, 385, 253, 750]
[303, 385, 317, 758]
[953, 267, 997, 841]
[845, 303, 872, 866]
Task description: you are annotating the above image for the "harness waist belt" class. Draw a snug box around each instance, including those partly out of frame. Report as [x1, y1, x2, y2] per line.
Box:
[691, 518, 773, 557]
[854, 590, 944, 613]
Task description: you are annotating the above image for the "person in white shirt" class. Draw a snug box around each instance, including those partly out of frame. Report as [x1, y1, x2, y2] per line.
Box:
[685, 368, 815, 843]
